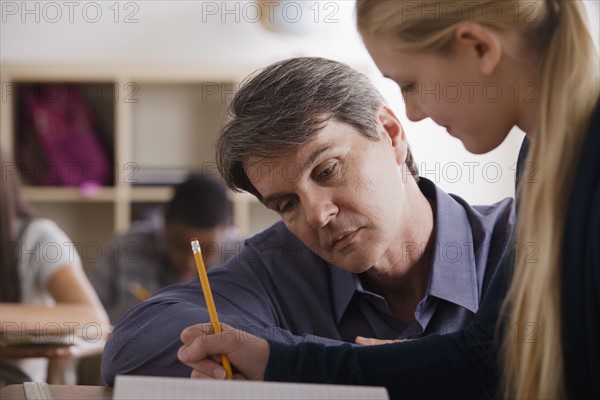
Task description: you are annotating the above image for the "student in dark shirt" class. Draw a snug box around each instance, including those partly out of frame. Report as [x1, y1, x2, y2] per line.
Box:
[90, 174, 241, 322]
[176, 1, 599, 399]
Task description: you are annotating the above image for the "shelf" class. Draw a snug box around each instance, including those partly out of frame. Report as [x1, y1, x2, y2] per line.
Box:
[230, 191, 260, 204]
[2, 63, 280, 251]
[0, 64, 262, 82]
[21, 187, 117, 203]
[21, 186, 184, 204]
[130, 186, 174, 202]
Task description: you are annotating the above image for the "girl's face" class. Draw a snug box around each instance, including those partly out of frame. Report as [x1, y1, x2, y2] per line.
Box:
[363, 35, 519, 154]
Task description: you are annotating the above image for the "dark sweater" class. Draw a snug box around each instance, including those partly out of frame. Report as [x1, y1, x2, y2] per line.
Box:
[265, 103, 600, 400]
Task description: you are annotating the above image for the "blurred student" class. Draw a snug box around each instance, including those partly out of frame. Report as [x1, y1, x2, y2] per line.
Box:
[90, 174, 241, 322]
[0, 150, 109, 383]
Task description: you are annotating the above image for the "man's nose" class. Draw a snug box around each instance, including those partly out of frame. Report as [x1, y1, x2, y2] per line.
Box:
[302, 191, 338, 229]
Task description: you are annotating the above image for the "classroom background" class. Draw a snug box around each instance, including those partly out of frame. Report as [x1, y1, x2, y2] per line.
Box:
[1, 0, 599, 271]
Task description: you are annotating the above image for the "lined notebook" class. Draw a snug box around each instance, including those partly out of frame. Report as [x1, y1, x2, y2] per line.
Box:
[113, 375, 389, 400]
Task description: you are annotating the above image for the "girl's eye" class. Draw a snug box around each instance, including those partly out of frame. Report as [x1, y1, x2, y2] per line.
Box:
[401, 83, 416, 95]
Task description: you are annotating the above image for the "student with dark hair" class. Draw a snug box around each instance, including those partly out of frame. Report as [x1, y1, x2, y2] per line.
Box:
[0, 149, 109, 382]
[90, 174, 240, 322]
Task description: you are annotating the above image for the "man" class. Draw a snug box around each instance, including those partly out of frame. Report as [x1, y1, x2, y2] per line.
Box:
[101, 58, 514, 385]
[90, 174, 240, 322]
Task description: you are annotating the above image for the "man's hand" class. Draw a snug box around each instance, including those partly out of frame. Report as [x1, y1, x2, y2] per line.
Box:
[177, 323, 269, 380]
[355, 336, 409, 346]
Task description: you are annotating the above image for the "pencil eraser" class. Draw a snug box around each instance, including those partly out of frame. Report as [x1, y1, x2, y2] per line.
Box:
[191, 237, 198, 242]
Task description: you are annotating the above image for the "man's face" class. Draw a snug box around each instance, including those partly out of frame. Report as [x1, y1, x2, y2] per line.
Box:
[165, 222, 228, 278]
[245, 111, 415, 273]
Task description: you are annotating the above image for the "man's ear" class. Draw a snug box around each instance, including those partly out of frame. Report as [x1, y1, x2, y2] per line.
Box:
[378, 105, 408, 165]
[454, 22, 502, 76]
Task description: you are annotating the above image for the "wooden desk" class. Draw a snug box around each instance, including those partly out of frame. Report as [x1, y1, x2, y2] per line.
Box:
[0, 339, 105, 384]
[0, 384, 112, 400]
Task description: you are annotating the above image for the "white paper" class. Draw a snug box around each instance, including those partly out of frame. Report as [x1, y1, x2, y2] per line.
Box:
[113, 375, 389, 400]
[23, 382, 52, 400]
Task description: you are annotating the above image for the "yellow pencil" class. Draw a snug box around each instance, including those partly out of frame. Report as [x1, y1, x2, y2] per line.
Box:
[128, 282, 151, 302]
[190, 237, 233, 379]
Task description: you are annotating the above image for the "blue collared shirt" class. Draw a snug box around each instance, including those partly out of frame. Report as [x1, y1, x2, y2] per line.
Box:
[331, 179, 513, 341]
[101, 178, 514, 385]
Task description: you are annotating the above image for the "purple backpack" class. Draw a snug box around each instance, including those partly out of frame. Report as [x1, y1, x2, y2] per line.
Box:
[17, 84, 112, 186]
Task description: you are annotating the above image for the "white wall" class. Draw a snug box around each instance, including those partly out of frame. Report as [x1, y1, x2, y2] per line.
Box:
[0, 0, 369, 64]
[2, 0, 598, 204]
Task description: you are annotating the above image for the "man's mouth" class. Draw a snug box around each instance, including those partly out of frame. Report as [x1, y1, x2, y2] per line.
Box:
[328, 229, 360, 251]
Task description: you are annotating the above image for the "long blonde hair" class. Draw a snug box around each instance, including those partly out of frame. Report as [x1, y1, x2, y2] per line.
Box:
[357, 1, 600, 398]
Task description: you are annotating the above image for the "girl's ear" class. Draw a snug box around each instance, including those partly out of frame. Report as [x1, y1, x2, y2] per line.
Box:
[455, 22, 502, 76]
[378, 105, 408, 165]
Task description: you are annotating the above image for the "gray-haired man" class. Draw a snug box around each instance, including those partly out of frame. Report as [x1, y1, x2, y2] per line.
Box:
[102, 57, 514, 384]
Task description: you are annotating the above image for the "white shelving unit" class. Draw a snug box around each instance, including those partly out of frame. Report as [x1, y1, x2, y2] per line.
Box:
[1, 64, 280, 269]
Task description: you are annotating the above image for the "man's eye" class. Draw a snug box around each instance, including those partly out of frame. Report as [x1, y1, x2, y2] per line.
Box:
[318, 163, 338, 180]
[279, 197, 298, 213]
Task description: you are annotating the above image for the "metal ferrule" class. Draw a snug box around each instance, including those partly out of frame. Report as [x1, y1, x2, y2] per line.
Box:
[191, 240, 201, 254]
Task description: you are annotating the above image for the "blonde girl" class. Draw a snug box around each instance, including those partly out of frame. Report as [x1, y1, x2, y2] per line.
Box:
[355, 1, 599, 398]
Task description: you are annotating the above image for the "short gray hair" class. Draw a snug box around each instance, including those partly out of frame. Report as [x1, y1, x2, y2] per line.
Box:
[215, 57, 418, 200]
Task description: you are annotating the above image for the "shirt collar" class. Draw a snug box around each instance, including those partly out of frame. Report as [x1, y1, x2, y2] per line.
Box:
[420, 178, 479, 313]
[329, 178, 480, 324]
[330, 265, 357, 324]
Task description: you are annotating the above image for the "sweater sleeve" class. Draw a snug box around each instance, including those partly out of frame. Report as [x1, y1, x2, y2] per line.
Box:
[265, 251, 511, 400]
[561, 101, 600, 399]
[101, 235, 350, 386]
